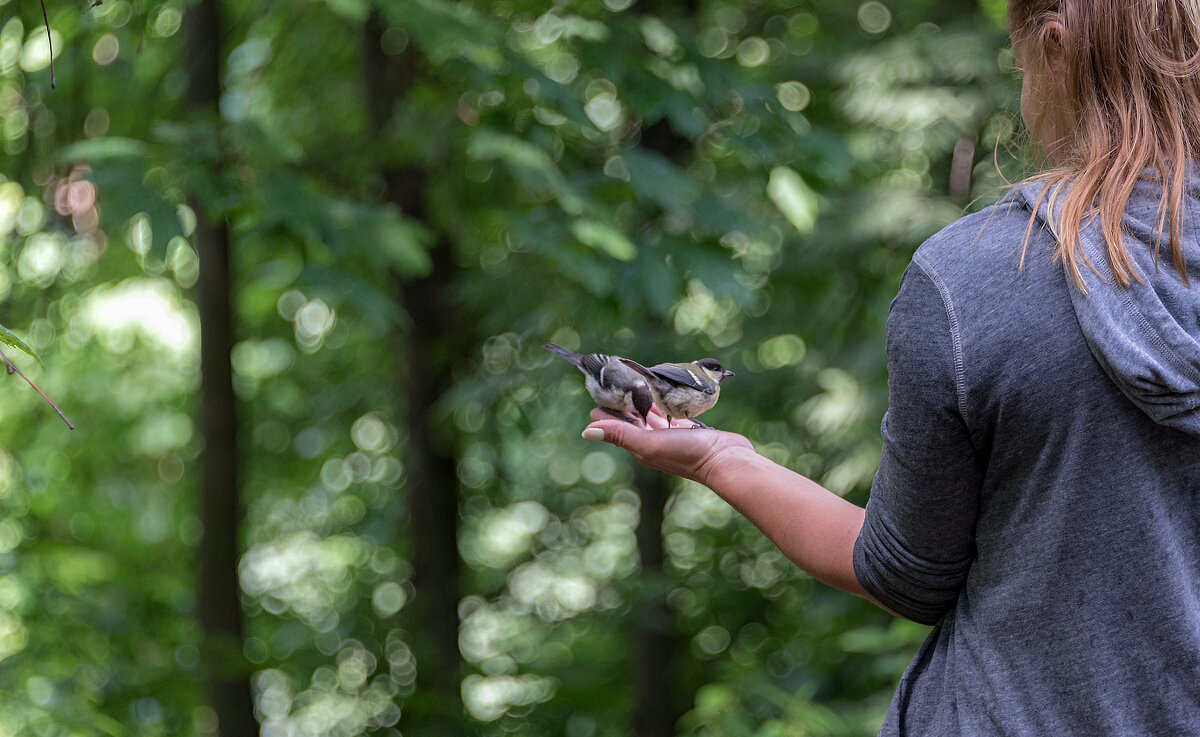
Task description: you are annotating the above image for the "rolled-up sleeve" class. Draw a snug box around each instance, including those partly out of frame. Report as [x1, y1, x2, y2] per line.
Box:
[854, 256, 983, 625]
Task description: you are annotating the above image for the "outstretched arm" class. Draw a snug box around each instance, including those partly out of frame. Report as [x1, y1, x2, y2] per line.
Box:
[582, 413, 878, 605]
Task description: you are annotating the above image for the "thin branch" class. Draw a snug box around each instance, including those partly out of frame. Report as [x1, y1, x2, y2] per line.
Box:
[0, 345, 73, 429]
[39, 0, 55, 89]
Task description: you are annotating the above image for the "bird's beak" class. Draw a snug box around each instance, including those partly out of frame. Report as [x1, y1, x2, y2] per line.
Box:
[722, 370, 735, 378]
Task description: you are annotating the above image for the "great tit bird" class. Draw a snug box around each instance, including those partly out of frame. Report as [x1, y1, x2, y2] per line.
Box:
[618, 357, 734, 429]
[543, 343, 654, 426]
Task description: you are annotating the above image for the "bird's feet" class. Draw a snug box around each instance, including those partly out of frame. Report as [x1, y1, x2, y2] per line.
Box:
[602, 407, 643, 425]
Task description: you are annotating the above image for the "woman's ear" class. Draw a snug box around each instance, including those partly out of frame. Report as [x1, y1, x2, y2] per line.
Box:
[1039, 20, 1066, 78]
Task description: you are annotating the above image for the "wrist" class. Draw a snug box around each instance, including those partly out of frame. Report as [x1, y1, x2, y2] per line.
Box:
[701, 443, 765, 490]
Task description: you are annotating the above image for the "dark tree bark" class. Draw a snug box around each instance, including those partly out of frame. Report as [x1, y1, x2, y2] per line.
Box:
[625, 7, 696, 724]
[632, 465, 681, 737]
[186, 1, 257, 735]
[364, 12, 464, 734]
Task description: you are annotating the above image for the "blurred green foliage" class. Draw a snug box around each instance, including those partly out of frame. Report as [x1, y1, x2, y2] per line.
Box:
[0, 0, 1021, 734]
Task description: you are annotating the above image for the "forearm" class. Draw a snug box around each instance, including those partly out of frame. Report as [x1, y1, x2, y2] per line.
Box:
[705, 446, 872, 600]
[581, 416, 890, 609]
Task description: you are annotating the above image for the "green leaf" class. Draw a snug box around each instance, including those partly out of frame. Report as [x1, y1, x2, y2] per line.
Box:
[570, 219, 636, 261]
[468, 130, 585, 214]
[54, 137, 149, 163]
[0, 324, 41, 365]
[767, 166, 819, 235]
[338, 203, 434, 277]
[623, 148, 700, 212]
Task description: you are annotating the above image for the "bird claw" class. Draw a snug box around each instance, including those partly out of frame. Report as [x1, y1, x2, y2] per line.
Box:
[601, 407, 641, 424]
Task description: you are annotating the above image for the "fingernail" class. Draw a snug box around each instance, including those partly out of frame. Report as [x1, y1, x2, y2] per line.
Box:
[581, 428, 605, 441]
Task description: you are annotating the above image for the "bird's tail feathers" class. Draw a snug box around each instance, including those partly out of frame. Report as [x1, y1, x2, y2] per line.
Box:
[543, 343, 583, 367]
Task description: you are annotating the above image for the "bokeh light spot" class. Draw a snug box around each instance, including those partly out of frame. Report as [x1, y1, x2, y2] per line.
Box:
[19, 29, 60, 73]
[758, 334, 807, 369]
[351, 413, 392, 453]
[294, 298, 335, 352]
[698, 27, 730, 58]
[17, 233, 64, 287]
[584, 92, 622, 131]
[15, 197, 45, 236]
[736, 37, 770, 67]
[92, 34, 120, 65]
[126, 214, 152, 256]
[276, 289, 305, 320]
[84, 107, 110, 138]
[858, 2, 893, 34]
[0, 181, 22, 236]
[776, 81, 812, 112]
[152, 5, 183, 37]
[694, 625, 731, 655]
[168, 236, 199, 288]
[232, 338, 295, 380]
[381, 26, 408, 55]
[580, 452, 616, 484]
[371, 581, 407, 617]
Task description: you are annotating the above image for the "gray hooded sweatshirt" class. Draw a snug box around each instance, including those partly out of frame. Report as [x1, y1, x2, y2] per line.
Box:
[853, 175, 1200, 736]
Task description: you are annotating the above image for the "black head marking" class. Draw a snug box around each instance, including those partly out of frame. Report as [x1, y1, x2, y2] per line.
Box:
[697, 357, 734, 382]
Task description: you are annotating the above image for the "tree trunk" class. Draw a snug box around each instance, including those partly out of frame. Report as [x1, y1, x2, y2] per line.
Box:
[624, 0, 696, 718]
[186, 1, 257, 734]
[633, 465, 681, 737]
[364, 13, 464, 734]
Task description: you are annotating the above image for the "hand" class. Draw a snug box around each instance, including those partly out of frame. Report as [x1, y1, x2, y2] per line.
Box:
[583, 407, 756, 486]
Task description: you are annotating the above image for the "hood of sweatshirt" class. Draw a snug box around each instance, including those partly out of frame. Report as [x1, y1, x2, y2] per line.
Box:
[1015, 176, 1200, 437]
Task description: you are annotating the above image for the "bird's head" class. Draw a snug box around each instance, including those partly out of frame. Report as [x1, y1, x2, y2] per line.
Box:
[696, 358, 735, 383]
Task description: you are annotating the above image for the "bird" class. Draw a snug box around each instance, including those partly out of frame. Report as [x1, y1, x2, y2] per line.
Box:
[543, 343, 654, 426]
[618, 357, 734, 429]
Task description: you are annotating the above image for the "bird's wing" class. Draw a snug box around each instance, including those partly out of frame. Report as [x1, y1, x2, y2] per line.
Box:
[578, 353, 610, 381]
[649, 363, 716, 395]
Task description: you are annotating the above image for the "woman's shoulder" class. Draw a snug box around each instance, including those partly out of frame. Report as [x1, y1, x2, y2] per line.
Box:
[911, 190, 1055, 288]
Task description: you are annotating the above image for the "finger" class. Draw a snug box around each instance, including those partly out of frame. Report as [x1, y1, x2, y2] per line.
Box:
[589, 408, 627, 423]
[646, 412, 671, 430]
[582, 419, 645, 449]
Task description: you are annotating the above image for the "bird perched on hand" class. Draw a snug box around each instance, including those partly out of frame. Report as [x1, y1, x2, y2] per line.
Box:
[618, 357, 734, 429]
[543, 343, 654, 426]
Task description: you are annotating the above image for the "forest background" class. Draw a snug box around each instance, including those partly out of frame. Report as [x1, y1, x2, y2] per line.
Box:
[0, 0, 1022, 735]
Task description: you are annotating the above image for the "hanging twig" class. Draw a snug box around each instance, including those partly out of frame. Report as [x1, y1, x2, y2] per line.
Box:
[39, 0, 55, 89]
[0, 345, 73, 429]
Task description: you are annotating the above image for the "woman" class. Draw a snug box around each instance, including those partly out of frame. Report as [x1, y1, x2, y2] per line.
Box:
[582, 1, 1200, 734]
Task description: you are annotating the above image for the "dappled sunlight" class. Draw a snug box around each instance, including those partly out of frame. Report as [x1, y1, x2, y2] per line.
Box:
[239, 532, 369, 629]
[255, 653, 404, 737]
[797, 368, 866, 436]
[456, 487, 643, 721]
[462, 500, 549, 570]
[508, 560, 597, 620]
[461, 673, 556, 722]
[78, 277, 196, 356]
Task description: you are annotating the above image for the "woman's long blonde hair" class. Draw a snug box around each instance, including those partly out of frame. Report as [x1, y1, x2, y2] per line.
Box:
[1010, 0, 1200, 288]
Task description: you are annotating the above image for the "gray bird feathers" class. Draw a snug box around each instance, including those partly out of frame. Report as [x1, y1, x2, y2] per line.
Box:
[543, 343, 653, 426]
[618, 357, 734, 428]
